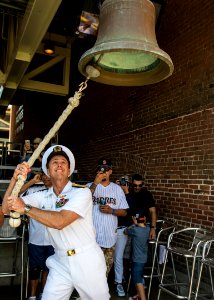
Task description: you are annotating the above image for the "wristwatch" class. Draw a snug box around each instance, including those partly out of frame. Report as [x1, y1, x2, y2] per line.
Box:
[150, 225, 156, 229]
[24, 204, 32, 214]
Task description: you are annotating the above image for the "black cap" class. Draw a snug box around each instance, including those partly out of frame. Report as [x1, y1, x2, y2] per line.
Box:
[133, 210, 146, 223]
[97, 158, 112, 168]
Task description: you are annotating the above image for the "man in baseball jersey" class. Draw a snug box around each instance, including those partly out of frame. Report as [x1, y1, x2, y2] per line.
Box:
[88, 158, 129, 278]
[3, 145, 110, 300]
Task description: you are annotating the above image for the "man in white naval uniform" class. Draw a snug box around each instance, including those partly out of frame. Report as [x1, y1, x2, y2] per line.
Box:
[3, 145, 110, 300]
[19, 172, 54, 300]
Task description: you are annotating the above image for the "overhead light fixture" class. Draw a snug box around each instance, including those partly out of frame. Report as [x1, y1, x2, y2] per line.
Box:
[76, 10, 99, 38]
[43, 41, 55, 55]
[78, 0, 174, 86]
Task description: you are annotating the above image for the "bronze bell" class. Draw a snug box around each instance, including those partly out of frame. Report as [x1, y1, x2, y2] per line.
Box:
[78, 0, 174, 86]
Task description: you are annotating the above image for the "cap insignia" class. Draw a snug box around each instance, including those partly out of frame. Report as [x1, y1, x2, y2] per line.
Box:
[53, 146, 62, 152]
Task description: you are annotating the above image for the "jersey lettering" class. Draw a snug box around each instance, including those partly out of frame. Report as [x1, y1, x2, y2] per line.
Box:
[93, 196, 116, 205]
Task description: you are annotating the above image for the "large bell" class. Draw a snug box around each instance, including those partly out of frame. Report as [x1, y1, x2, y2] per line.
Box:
[78, 0, 174, 86]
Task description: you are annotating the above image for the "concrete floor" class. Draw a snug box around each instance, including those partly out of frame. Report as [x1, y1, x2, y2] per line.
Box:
[0, 285, 175, 300]
[0, 277, 175, 300]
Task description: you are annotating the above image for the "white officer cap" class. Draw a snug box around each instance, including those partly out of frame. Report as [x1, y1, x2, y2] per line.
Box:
[42, 145, 75, 177]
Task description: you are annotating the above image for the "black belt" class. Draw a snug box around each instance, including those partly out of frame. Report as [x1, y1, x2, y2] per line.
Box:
[117, 226, 126, 229]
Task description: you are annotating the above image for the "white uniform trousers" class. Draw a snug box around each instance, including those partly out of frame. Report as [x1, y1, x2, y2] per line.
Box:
[42, 244, 110, 300]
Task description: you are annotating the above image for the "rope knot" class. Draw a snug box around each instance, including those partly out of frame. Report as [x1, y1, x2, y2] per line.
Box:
[68, 96, 80, 107]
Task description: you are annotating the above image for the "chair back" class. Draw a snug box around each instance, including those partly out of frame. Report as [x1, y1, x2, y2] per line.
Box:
[156, 218, 177, 244]
[202, 238, 214, 261]
[168, 227, 214, 256]
[0, 215, 17, 238]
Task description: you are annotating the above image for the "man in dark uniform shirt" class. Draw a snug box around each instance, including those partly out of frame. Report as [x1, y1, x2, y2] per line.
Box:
[114, 174, 157, 297]
[127, 174, 157, 239]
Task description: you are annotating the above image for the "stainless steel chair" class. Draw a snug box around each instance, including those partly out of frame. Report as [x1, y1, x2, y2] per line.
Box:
[0, 215, 26, 300]
[158, 227, 214, 300]
[146, 218, 176, 300]
[194, 238, 214, 299]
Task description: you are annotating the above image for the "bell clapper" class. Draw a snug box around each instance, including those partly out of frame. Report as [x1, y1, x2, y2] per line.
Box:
[86, 65, 100, 78]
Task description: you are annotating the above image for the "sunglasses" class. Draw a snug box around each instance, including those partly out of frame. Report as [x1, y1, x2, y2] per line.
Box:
[133, 184, 143, 188]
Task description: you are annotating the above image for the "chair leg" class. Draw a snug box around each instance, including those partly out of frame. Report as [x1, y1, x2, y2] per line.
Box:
[147, 242, 158, 300]
[170, 252, 181, 295]
[187, 256, 197, 300]
[186, 257, 191, 281]
[157, 285, 162, 300]
[157, 248, 169, 300]
[209, 265, 214, 298]
[20, 236, 25, 300]
[194, 263, 203, 300]
[11, 239, 19, 286]
[25, 258, 29, 299]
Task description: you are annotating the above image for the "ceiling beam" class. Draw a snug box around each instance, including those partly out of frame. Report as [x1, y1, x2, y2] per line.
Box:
[19, 45, 71, 96]
[0, 0, 62, 110]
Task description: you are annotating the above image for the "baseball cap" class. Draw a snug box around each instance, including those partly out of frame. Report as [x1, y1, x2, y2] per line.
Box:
[42, 145, 75, 176]
[133, 210, 146, 223]
[33, 137, 42, 144]
[97, 158, 112, 168]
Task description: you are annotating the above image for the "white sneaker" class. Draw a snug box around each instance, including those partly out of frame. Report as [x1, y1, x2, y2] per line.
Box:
[116, 283, 126, 297]
[28, 297, 37, 300]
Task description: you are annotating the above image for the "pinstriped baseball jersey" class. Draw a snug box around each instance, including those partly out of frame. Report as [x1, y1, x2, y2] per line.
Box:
[88, 182, 129, 248]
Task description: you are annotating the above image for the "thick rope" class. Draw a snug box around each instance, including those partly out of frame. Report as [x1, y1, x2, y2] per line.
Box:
[9, 65, 100, 227]
[9, 78, 90, 227]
